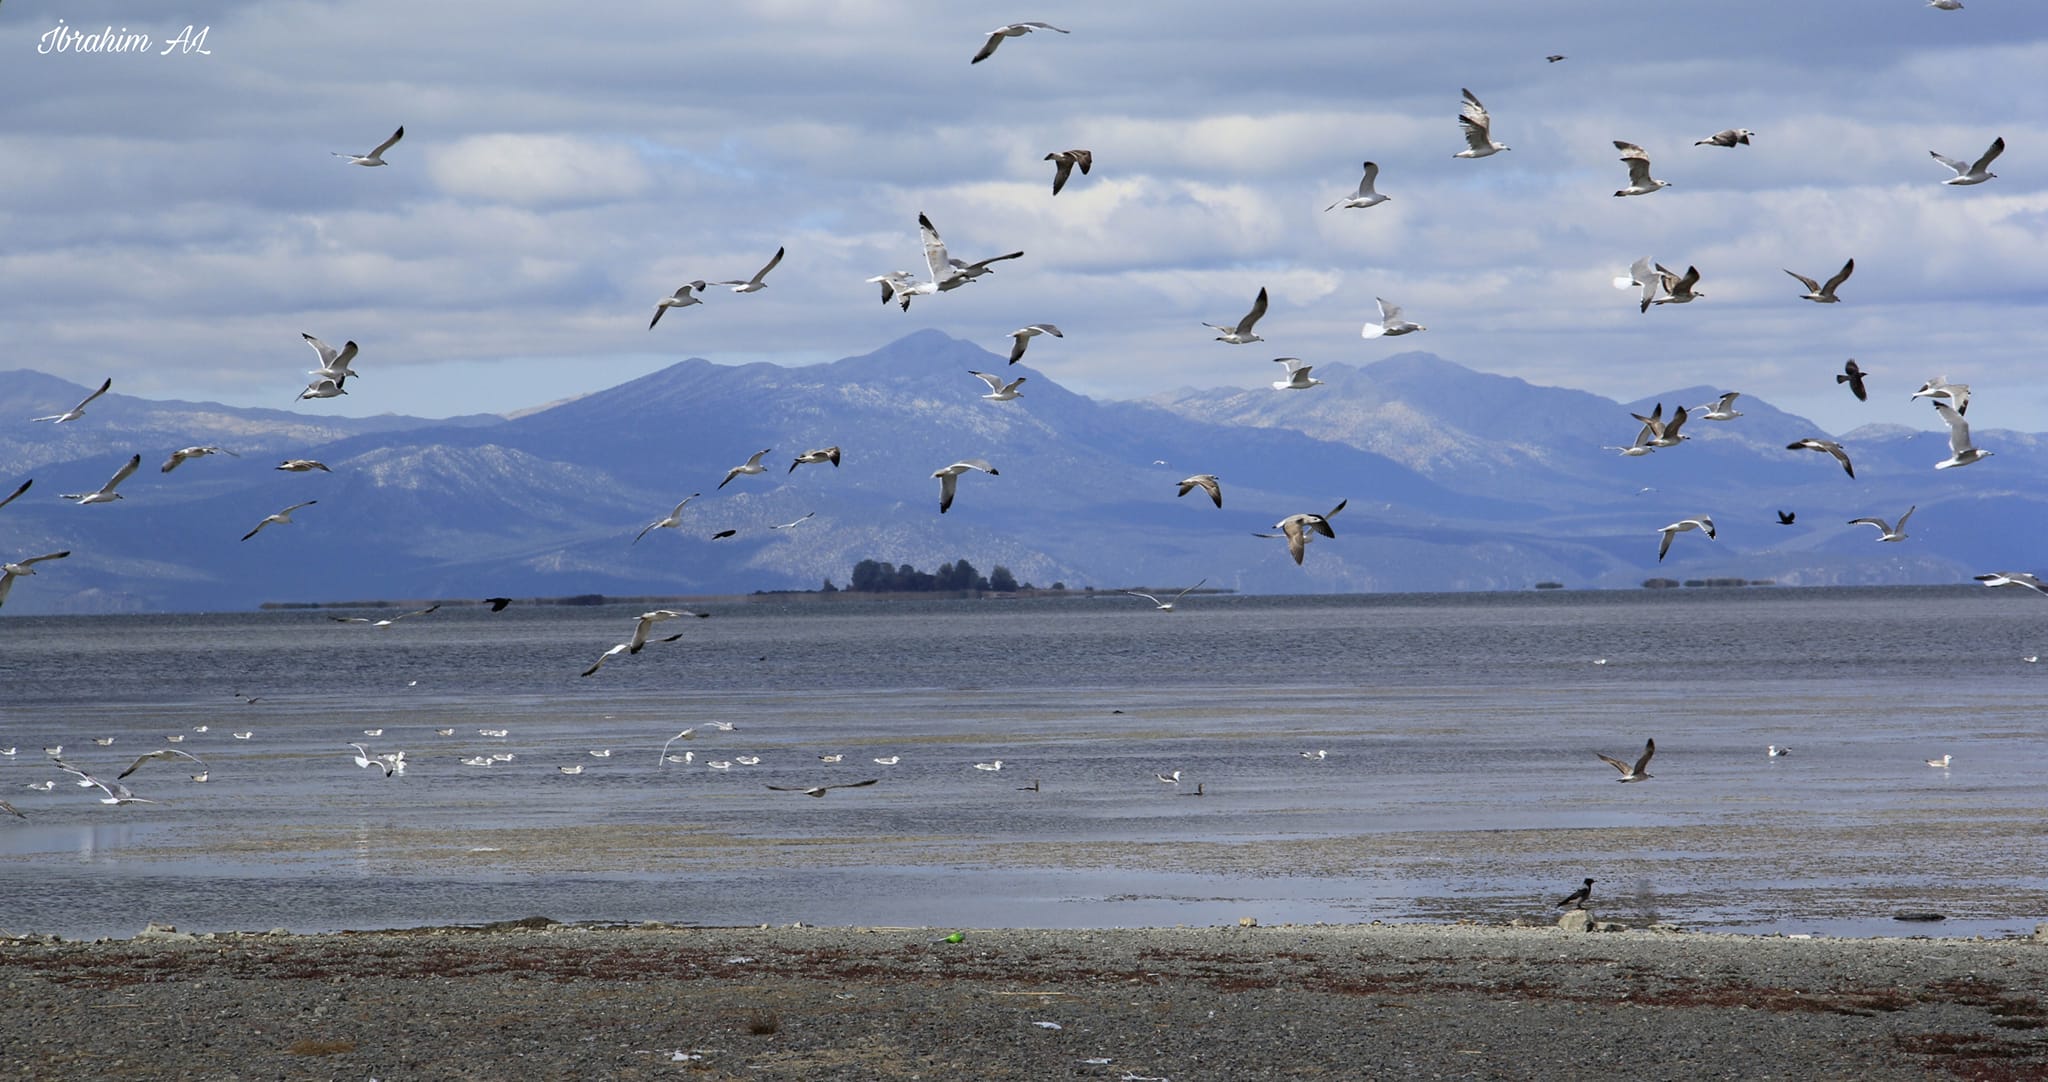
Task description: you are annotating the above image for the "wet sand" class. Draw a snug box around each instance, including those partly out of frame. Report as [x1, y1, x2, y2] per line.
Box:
[6, 919, 2047, 1080]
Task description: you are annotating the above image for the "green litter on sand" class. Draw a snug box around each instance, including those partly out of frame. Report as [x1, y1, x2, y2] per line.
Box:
[934, 932, 965, 944]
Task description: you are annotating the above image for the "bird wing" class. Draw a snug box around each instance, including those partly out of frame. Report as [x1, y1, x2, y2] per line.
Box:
[753, 246, 785, 283]
[1458, 89, 1492, 148]
[1050, 156, 1075, 194]
[1657, 526, 1676, 561]
[303, 333, 340, 367]
[1377, 297, 1402, 323]
[581, 644, 627, 677]
[1822, 259, 1855, 296]
[102, 454, 142, 494]
[832, 778, 882, 790]
[1007, 335, 1030, 364]
[17, 551, 70, 569]
[1595, 752, 1632, 775]
[1827, 444, 1855, 477]
[1125, 591, 1165, 606]
[1785, 268, 1822, 294]
[1171, 578, 1208, 601]
[75, 377, 113, 412]
[937, 471, 958, 513]
[1238, 287, 1269, 334]
[918, 213, 952, 283]
[1972, 137, 2006, 173]
[970, 30, 1005, 63]
[1359, 160, 1379, 194]
[745, 449, 770, 468]
[282, 500, 317, 515]
[1896, 506, 1917, 531]
[955, 458, 995, 475]
[1633, 739, 1656, 774]
[0, 479, 28, 510]
[1847, 517, 1889, 533]
[371, 126, 405, 157]
[1623, 156, 1654, 187]
[1933, 402, 1973, 453]
[1280, 519, 1307, 564]
[1663, 405, 1690, 440]
[1929, 150, 1970, 175]
[1614, 140, 1649, 160]
[965, 251, 1025, 274]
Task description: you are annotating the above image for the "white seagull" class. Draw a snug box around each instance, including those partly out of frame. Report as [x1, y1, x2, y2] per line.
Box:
[161, 446, 239, 473]
[1271, 358, 1324, 390]
[1126, 579, 1205, 612]
[1326, 161, 1390, 210]
[790, 447, 841, 473]
[1929, 0, 1963, 8]
[277, 459, 331, 473]
[329, 604, 440, 627]
[971, 370, 1027, 401]
[1044, 150, 1092, 195]
[1849, 506, 1915, 542]
[1768, 745, 1791, 758]
[32, 377, 112, 423]
[346, 743, 396, 777]
[1007, 323, 1062, 365]
[1695, 128, 1754, 147]
[303, 333, 359, 382]
[1177, 474, 1222, 508]
[769, 512, 816, 530]
[1205, 287, 1269, 344]
[1910, 376, 1971, 415]
[51, 760, 159, 805]
[631, 609, 708, 653]
[1595, 738, 1656, 782]
[719, 449, 773, 490]
[1975, 571, 2048, 594]
[1931, 137, 2003, 185]
[1656, 516, 1715, 562]
[715, 247, 785, 293]
[934, 459, 999, 514]
[649, 282, 707, 328]
[1786, 259, 1854, 303]
[241, 500, 316, 541]
[0, 551, 69, 609]
[297, 376, 347, 401]
[1932, 401, 1991, 469]
[866, 270, 919, 308]
[1615, 256, 1663, 313]
[945, 251, 1026, 289]
[1787, 438, 1855, 479]
[1612, 141, 1670, 196]
[1926, 754, 1952, 768]
[1360, 297, 1425, 338]
[1454, 89, 1510, 158]
[60, 454, 142, 505]
[970, 21, 1068, 64]
[1696, 393, 1744, 421]
[1274, 500, 1346, 566]
[634, 494, 702, 543]
[333, 125, 404, 166]
[973, 760, 1004, 772]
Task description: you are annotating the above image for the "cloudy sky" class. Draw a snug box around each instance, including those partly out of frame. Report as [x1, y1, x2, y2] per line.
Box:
[2, 1, 2041, 435]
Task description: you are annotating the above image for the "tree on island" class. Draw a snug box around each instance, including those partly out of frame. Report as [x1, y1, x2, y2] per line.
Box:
[846, 558, 1000, 592]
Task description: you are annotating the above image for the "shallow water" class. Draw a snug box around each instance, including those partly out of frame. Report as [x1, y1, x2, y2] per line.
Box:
[3, 587, 2045, 939]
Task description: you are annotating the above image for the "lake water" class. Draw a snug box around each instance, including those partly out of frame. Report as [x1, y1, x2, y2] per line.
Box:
[3, 587, 2045, 940]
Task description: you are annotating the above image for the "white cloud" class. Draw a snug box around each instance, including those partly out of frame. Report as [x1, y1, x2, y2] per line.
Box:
[426, 134, 654, 207]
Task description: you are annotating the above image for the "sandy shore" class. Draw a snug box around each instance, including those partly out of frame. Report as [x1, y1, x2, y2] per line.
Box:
[5, 918, 2047, 1080]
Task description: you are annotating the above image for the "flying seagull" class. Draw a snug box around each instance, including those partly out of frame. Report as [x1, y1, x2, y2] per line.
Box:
[933, 459, 999, 514]
[1787, 438, 1855, 479]
[1271, 358, 1324, 390]
[629, 609, 708, 653]
[1630, 403, 1690, 448]
[1931, 137, 2002, 185]
[1650, 264, 1703, 307]
[1126, 578, 1206, 612]
[1656, 516, 1715, 561]
[32, 377, 112, 423]
[277, 459, 331, 473]
[715, 246, 785, 293]
[161, 446, 239, 473]
[1007, 323, 1062, 365]
[333, 125, 404, 166]
[970, 21, 1068, 64]
[769, 512, 815, 530]
[297, 375, 347, 401]
[1205, 287, 1269, 344]
[718, 449, 772, 490]
[1849, 506, 1915, 543]
[766, 779, 880, 798]
[581, 631, 686, 678]
[1695, 129, 1754, 147]
[970, 370, 1027, 400]
[1612, 141, 1670, 196]
[1786, 258, 1854, 303]
[634, 494, 702, 543]
[790, 447, 841, 473]
[241, 500, 317, 541]
[1326, 161, 1390, 211]
[649, 282, 707, 328]
[945, 250, 1027, 287]
[1975, 572, 2048, 594]
[1615, 256, 1662, 313]
[1546, 54, 1566, 63]
[1596, 738, 1656, 782]
[1932, 401, 1992, 469]
[1177, 474, 1222, 508]
[0, 479, 29, 511]
[1696, 392, 1743, 421]
[0, 551, 69, 609]
[330, 604, 440, 627]
[1838, 360, 1870, 402]
[1604, 423, 1659, 458]
[116, 747, 205, 780]
[868, 213, 963, 311]
[303, 333, 359, 383]
[1361, 297, 1425, 338]
[1274, 500, 1346, 565]
[1556, 878, 1594, 910]
[50, 760, 159, 805]
[1769, 745, 1791, 758]
[1454, 88, 1509, 157]
[1911, 376, 1971, 415]
[1045, 150, 1092, 195]
[60, 454, 141, 505]
[1929, 0, 1963, 9]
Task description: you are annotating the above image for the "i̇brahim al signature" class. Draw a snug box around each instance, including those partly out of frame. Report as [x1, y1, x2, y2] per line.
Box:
[38, 20, 211, 55]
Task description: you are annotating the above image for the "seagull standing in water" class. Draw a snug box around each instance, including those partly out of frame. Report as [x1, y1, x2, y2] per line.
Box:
[1596, 738, 1656, 782]
[649, 282, 707, 328]
[719, 449, 773, 489]
[333, 125, 404, 166]
[1177, 474, 1222, 508]
[1205, 287, 1268, 344]
[1007, 324, 1062, 365]
[1126, 579, 1205, 612]
[1933, 402, 1992, 469]
[634, 494, 702, 543]
[1612, 141, 1670, 196]
[1931, 137, 2003, 185]
[1656, 517, 1715, 561]
[715, 247, 785, 293]
[32, 377, 112, 423]
[933, 459, 999, 513]
[1787, 438, 1856, 478]
[60, 454, 141, 505]
[1360, 298, 1425, 338]
[0, 551, 69, 609]
[970, 21, 1068, 64]
[1849, 506, 1915, 543]
[1454, 89, 1510, 157]
[1272, 358, 1324, 390]
[1325, 161, 1390, 210]
[1786, 259, 1854, 303]
[241, 501, 316, 541]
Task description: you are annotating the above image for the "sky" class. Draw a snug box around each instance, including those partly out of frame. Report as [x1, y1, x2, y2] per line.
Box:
[2, 1, 2043, 437]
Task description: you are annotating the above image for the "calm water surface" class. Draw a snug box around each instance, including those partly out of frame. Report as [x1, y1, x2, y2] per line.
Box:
[2, 587, 2044, 940]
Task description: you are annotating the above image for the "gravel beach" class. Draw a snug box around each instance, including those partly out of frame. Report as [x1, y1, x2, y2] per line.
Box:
[5, 919, 2046, 1080]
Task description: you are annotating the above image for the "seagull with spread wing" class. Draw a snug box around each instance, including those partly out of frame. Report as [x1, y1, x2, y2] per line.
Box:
[333, 125, 404, 166]
[241, 500, 317, 541]
[715, 247, 784, 293]
[0, 551, 69, 609]
[32, 377, 112, 423]
[60, 454, 141, 505]
[971, 21, 1068, 64]
[934, 459, 998, 513]
[634, 494, 701, 543]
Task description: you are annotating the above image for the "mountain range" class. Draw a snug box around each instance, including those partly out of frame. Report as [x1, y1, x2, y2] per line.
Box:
[0, 330, 2037, 613]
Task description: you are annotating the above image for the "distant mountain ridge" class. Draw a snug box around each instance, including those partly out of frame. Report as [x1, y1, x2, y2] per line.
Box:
[0, 334, 2039, 613]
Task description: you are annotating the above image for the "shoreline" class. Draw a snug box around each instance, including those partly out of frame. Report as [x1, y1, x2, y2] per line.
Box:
[6, 919, 2046, 1079]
